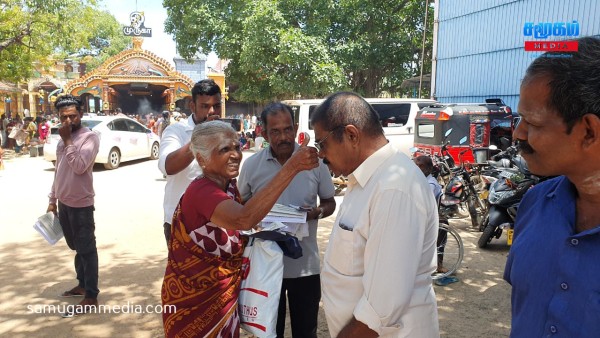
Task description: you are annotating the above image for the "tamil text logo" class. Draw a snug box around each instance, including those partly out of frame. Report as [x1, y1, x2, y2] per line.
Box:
[123, 11, 152, 37]
[523, 21, 579, 52]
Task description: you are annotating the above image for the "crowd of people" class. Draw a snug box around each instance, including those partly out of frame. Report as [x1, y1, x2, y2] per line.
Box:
[0, 113, 55, 155]
[38, 36, 600, 338]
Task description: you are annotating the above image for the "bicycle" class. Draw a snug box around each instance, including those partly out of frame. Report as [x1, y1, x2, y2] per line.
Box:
[432, 222, 464, 280]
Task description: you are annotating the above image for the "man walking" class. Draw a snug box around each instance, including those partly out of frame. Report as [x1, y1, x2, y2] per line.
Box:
[312, 92, 439, 337]
[158, 79, 222, 244]
[46, 95, 100, 316]
[238, 102, 336, 338]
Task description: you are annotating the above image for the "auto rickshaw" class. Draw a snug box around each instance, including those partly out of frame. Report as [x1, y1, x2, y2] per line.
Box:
[412, 99, 514, 164]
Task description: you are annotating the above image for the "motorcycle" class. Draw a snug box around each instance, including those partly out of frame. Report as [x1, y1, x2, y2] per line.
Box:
[440, 157, 488, 228]
[477, 145, 540, 248]
[415, 129, 488, 227]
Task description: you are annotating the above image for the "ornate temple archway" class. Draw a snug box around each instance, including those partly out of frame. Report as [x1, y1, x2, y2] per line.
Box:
[64, 38, 194, 115]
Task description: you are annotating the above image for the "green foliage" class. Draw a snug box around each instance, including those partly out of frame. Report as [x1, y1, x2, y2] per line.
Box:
[164, 0, 433, 102]
[0, 0, 129, 83]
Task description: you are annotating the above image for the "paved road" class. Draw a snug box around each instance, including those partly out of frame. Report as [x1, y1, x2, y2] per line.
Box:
[0, 152, 511, 337]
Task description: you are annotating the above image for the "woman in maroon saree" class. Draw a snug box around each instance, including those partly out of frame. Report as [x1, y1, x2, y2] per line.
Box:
[162, 121, 317, 338]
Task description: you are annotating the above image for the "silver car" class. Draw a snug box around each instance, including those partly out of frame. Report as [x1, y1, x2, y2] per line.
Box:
[44, 116, 160, 169]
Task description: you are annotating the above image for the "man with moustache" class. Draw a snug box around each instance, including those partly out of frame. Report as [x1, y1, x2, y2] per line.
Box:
[238, 102, 336, 338]
[47, 95, 100, 315]
[311, 92, 439, 337]
[504, 36, 600, 337]
[158, 79, 222, 244]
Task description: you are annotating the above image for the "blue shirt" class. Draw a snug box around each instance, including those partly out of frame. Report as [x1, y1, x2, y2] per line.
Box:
[427, 174, 442, 200]
[504, 176, 600, 338]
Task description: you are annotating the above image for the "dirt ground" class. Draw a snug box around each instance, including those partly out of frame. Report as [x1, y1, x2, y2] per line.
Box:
[0, 154, 511, 338]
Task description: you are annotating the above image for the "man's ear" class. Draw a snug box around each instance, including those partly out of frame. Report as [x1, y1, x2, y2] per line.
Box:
[261, 129, 268, 140]
[581, 113, 600, 150]
[344, 125, 360, 146]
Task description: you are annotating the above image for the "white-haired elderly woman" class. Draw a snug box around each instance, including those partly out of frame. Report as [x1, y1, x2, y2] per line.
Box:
[161, 121, 318, 338]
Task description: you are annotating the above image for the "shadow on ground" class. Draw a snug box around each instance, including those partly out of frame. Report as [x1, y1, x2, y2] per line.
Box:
[0, 239, 167, 338]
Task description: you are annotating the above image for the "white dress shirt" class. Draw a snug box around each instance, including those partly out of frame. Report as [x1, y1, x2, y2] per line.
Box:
[321, 143, 439, 337]
[158, 117, 202, 224]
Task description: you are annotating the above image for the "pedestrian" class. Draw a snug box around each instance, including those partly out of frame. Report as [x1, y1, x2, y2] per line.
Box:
[414, 155, 449, 275]
[0, 114, 6, 147]
[161, 120, 318, 337]
[147, 115, 156, 133]
[238, 102, 336, 338]
[9, 115, 24, 154]
[24, 117, 37, 150]
[504, 36, 600, 337]
[312, 92, 439, 337]
[158, 79, 222, 245]
[157, 111, 170, 139]
[38, 118, 50, 143]
[46, 95, 100, 317]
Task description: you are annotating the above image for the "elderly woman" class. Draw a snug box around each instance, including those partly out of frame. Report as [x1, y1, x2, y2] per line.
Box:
[162, 121, 318, 338]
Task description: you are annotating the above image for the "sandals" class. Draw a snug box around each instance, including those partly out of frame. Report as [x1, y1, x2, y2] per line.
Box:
[59, 288, 85, 298]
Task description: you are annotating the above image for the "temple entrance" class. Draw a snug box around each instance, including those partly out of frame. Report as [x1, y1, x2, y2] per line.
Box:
[111, 83, 167, 116]
[64, 38, 196, 116]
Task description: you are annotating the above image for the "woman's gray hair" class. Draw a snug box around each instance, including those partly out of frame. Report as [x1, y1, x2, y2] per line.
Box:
[190, 120, 237, 162]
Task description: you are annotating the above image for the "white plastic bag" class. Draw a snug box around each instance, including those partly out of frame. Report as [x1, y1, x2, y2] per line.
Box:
[238, 237, 283, 338]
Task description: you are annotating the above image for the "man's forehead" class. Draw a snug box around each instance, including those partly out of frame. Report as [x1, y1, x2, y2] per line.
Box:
[195, 94, 221, 103]
[59, 106, 79, 114]
[266, 111, 292, 125]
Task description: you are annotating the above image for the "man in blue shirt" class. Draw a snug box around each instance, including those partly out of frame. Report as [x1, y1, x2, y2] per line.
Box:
[504, 36, 600, 337]
[414, 155, 446, 273]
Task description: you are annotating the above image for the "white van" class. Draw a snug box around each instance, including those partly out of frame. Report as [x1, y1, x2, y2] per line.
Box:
[282, 98, 437, 154]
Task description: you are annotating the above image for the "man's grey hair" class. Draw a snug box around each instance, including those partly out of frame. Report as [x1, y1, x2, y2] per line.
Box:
[310, 92, 383, 141]
[190, 121, 237, 163]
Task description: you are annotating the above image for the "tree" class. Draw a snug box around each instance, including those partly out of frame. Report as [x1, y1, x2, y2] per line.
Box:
[163, 0, 433, 102]
[0, 0, 129, 83]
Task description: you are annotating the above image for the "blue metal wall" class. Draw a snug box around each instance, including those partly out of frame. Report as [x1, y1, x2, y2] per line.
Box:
[435, 0, 600, 110]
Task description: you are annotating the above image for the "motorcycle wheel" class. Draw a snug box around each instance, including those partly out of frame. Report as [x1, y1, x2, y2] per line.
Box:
[477, 218, 497, 248]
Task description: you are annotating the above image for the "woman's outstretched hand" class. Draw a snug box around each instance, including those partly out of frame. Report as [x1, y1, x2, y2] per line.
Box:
[286, 135, 319, 173]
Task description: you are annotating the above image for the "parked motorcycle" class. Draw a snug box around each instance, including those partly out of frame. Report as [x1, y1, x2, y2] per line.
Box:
[477, 146, 539, 248]
[440, 157, 488, 228]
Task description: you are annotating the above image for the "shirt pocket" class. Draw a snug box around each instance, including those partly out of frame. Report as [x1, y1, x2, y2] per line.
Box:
[326, 221, 355, 275]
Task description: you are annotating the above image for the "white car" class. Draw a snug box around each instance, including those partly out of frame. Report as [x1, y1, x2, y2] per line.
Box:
[44, 116, 160, 169]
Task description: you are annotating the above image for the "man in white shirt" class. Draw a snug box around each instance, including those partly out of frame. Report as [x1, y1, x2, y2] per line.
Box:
[311, 92, 439, 338]
[158, 79, 222, 244]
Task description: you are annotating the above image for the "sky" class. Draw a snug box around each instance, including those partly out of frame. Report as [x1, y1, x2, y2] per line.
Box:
[99, 0, 218, 68]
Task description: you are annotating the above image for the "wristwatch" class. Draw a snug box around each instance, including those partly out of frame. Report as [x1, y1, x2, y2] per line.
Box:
[317, 207, 324, 219]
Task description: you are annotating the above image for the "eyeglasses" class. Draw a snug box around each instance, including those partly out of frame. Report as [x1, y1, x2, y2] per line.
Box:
[314, 126, 346, 153]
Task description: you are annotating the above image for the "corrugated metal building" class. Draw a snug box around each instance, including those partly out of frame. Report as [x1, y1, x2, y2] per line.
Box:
[432, 0, 600, 110]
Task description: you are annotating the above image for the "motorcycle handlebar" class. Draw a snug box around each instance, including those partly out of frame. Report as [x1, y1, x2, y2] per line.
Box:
[491, 145, 518, 161]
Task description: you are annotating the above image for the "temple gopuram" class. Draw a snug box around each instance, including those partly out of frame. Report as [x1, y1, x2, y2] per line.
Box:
[64, 37, 195, 115]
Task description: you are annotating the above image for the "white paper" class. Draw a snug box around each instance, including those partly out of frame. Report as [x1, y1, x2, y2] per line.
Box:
[33, 212, 63, 245]
[263, 204, 307, 223]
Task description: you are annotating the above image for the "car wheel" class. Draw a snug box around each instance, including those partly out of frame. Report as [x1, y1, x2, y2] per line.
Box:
[150, 142, 159, 160]
[104, 148, 121, 170]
